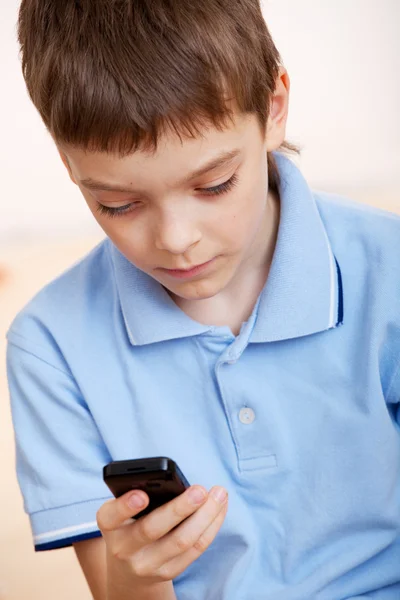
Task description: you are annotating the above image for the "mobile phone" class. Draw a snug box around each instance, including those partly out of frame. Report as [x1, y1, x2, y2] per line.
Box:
[103, 457, 190, 518]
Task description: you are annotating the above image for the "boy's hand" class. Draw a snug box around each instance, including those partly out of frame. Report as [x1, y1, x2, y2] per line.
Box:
[97, 485, 228, 599]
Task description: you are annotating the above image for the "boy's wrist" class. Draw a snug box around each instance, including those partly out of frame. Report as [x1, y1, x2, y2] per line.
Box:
[106, 558, 177, 600]
[107, 579, 176, 600]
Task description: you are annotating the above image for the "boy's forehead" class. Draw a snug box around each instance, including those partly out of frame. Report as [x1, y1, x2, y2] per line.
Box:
[62, 112, 261, 187]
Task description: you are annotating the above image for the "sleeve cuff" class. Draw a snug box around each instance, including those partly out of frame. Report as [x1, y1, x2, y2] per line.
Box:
[31, 496, 111, 551]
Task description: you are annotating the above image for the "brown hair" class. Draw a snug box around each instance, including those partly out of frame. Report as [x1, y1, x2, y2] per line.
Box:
[18, 0, 295, 194]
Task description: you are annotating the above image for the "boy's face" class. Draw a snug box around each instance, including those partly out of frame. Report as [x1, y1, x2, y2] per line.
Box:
[61, 109, 283, 303]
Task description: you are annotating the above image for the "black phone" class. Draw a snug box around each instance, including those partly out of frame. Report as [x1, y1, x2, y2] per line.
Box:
[103, 457, 190, 518]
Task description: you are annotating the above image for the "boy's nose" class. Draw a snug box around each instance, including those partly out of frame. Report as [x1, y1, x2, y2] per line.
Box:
[154, 213, 201, 255]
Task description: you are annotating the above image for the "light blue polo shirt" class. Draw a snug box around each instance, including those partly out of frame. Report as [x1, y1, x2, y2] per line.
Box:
[6, 154, 400, 599]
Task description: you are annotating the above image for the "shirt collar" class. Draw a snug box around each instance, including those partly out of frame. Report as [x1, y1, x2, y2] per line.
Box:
[109, 152, 343, 346]
[250, 153, 343, 343]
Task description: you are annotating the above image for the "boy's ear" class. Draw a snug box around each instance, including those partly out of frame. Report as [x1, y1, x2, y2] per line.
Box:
[58, 150, 77, 185]
[265, 68, 290, 151]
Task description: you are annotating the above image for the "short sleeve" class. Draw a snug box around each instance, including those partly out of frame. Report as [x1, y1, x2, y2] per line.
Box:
[6, 335, 112, 551]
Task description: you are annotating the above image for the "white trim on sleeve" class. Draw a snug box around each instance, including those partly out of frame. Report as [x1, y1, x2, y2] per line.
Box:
[34, 520, 99, 543]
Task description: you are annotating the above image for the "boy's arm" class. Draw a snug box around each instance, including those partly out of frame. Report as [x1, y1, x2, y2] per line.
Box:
[74, 537, 107, 600]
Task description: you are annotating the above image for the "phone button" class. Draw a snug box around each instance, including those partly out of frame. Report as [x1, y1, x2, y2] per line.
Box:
[239, 407, 256, 425]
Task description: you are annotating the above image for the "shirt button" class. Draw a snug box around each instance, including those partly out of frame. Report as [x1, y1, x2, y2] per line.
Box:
[239, 407, 255, 424]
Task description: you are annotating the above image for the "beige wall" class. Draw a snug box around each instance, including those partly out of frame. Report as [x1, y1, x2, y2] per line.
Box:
[263, 0, 400, 193]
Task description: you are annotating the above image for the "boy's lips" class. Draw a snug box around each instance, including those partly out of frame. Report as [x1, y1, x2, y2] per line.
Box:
[157, 257, 217, 279]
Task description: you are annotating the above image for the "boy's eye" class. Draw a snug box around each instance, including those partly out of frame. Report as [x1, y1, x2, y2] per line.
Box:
[95, 202, 138, 218]
[199, 173, 238, 196]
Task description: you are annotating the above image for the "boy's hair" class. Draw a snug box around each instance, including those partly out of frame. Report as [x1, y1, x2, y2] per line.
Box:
[18, 0, 294, 194]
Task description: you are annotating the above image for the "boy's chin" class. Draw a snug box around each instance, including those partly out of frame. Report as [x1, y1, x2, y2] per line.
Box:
[165, 277, 227, 302]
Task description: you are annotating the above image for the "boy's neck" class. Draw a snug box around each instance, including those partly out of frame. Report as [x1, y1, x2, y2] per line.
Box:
[171, 191, 280, 336]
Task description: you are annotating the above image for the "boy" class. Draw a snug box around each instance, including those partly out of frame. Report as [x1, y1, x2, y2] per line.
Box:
[6, 1, 400, 599]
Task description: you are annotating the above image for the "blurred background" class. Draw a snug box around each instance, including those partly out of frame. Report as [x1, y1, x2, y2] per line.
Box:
[0, 0, 399, 598]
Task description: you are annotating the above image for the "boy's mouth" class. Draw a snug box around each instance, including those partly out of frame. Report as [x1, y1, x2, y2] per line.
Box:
[157, 257, 216, 280]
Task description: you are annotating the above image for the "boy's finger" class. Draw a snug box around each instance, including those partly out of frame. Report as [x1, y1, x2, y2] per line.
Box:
[131, 485, 210, 547]
[135, 487, 228, 569]
[157, 501, 228, 580]
[96, 491, 149, 532]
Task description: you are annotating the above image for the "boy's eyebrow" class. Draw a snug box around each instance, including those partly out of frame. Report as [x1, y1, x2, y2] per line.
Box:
[79, 149, 241, 193]
[185, 148, 241, 181]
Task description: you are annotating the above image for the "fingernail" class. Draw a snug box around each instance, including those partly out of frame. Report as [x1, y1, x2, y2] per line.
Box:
[210, 487, 228, 504]
[188, 486, 207, 505]
[128, 491, 146, 509]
